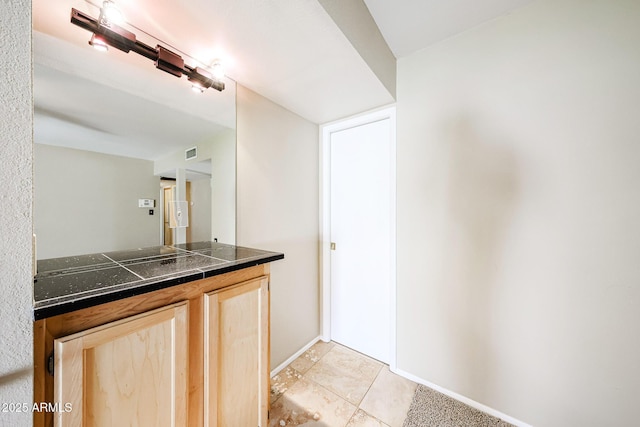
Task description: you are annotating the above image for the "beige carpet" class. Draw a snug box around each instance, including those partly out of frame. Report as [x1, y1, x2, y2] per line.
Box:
[403, 385, 515, 427]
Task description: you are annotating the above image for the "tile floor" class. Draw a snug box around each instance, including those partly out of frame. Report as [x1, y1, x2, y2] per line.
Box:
[270, 341, 417, 427]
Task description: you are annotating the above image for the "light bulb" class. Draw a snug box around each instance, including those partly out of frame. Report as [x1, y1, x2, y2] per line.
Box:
[89, 34, 109, 52]
[101, 1, 124, 25]
[211, 62, 225, 81]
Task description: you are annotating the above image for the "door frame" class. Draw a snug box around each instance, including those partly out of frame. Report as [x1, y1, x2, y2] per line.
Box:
[319, 105, 397, 368]
[160, 182, 176, 246]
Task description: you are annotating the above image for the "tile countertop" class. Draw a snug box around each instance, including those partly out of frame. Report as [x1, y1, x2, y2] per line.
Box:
[33, 241, 284, 320]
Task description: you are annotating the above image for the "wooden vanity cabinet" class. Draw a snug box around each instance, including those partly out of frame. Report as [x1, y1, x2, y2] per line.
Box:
[33, 264, 271, 427]
[54, 302, 189, 427]
[204, 277, 269, 426]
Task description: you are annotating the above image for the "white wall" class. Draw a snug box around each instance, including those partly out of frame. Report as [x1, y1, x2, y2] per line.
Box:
[154, 129, 236, 244]
[396, 0, 640, 425]
[0, 0, 33, 425]
[236, 85, 320, 369]
[153, 129, 235, 176]
[209, 130, 236, 244]
[188, 178, 213, 242]
[34, 144, 160, 258]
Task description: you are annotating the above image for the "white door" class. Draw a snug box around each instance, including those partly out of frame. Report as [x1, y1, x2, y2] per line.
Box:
[330, 115, 393, 363]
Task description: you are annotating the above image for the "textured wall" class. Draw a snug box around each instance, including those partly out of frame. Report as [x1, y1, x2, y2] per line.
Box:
[0, 1, 34, 426]
[396, 0, 640, 425]
[236, 85, 319, 369]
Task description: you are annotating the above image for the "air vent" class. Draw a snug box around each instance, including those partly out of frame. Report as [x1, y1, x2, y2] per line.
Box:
[185, 147, 197, 160]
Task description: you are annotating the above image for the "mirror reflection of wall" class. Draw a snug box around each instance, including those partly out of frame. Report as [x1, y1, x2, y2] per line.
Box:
[32, 1, 236, 259]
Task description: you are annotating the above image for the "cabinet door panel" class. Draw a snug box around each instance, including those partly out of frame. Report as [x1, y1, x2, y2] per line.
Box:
[204, 277, 269, 427]
[54, 302, 188, 427]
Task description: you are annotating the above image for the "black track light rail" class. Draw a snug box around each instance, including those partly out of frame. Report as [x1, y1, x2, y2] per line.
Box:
[70, 8, 224, 92]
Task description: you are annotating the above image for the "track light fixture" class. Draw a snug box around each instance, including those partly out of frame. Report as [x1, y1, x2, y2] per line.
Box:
[71, 7, 225, 92]
[187, 67, 212, 92]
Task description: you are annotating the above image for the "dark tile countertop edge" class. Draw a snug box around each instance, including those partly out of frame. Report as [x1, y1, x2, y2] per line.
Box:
[33, 250, 284, 321]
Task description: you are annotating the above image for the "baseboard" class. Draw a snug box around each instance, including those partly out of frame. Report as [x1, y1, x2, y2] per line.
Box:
[391, 368, 533, 427]
[270, 336, 322, 378]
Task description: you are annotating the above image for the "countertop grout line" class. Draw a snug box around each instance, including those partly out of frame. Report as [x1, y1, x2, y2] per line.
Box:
[172, 248, 228, 263]
[34, 277, 141, 305]
[166, 246, 234, 264]
[103, 254, 146, 280]
[34, 269, 205, 306]
[33, 242, 284, 319]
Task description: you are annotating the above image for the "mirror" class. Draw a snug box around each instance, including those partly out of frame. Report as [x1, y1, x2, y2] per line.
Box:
[32, 0, 236, 259]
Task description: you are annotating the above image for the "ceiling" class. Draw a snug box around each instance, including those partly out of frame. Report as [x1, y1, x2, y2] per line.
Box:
[33, 31, 235, 161]
[33, 0, 536, 161]
[364, 0, 536, 58]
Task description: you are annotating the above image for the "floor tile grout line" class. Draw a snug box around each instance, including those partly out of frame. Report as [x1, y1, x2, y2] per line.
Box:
[331, 341, 386, 366]
[271, 341, 403, 427]
[301, 375, 358, 427]
[352, 364, 392, 427]
[272, 368, 357, 426]
[326, 344, 414, 425]
[314, 342, 386, 408]
[350, 407, 391, 427]
[291, 343, 360, 418]
[309, 343, 385, 409]
[353, 362, 385, 407]
[361, 366, 418, 427]
[269, 341, 335, 407]
[305, 375, 354, 406]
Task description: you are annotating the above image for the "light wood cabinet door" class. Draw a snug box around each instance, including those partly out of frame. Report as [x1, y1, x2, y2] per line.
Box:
[53, 301, 189, 427]
[204, 277, 269, 427]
